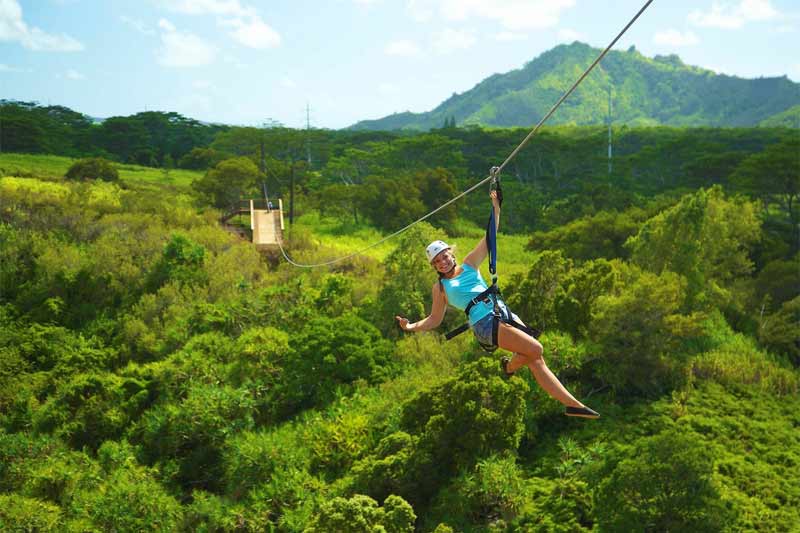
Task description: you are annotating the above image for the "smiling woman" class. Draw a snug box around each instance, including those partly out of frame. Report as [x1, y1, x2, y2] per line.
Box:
[395, 190, 600, 419]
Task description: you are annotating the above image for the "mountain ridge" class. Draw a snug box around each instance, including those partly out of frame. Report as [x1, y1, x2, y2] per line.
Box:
[349, 42, 800, 131]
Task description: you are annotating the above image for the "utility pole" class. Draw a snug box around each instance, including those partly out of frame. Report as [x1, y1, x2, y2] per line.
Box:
[289, 162, 295, 225]
[607, 84, 613, 176]
[305, 102, 312, 167]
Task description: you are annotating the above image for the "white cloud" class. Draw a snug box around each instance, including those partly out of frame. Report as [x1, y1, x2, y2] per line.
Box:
[556, 28, 584, 43]
[0, 0, 83, 51]
[438, 0, 575, 30]
[280, 76, 296, 88]
[157, 18, 217, 67]
[120, 15, 154, 35]
[65, 68, 85, 80]
[219, 16, 280, 48]
[495, 31, 527, 41]
[159, 0, 253, 17]
[407, 0, 433, 22]
[653, 28, 699, 46]
[689, 0, 778, 29]
[385, 39, 421, 56]
[159, 0, 280, 49]
[193, 79, 214, 89]
[158, 18, 176, 32]
[433, 27, 476, 54]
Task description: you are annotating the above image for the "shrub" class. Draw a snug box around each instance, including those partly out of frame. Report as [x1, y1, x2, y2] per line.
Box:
[594, 430, 735, 532]
[32, 372, 150, 451]
[352, 358, 528, 507]
[65, 157, 119, 182]
[136, 384, 255, 492]
[0, 494, 62, 531]
[304, 494, 416, 533]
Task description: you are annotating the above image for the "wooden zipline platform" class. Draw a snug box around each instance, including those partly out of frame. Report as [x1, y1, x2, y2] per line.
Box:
[220, 199, 285, 251]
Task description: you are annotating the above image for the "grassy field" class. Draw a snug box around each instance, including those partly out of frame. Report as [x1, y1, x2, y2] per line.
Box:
[0, 153, 201, 191]
[1, 152, 538, 276]
[289, 210, 538, 277]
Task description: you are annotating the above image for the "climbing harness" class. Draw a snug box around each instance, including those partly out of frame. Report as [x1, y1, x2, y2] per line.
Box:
[276, 0, 655, 268]
[444, 169, 541, 352]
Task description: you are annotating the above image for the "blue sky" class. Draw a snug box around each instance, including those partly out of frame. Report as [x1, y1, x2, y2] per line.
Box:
[1, 0, 798, 129]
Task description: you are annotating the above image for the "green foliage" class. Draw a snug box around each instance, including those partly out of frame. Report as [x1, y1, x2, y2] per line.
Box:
[147, 233, 208, 290]
[595, 430, 736, 532]
[70, 441, 184, 532]
[305, 494, 416, 533]
[758, 296, 800, 365]
[627, 186, 761, 309]
[505, 250, 572, 332]
[2, 128, 799, 533]
[277, 313, 394, 417]
[352, 358, 528, 507]
[32, 372, 150, 451]
[529, 207, 646, 261]
[590, 262, 701, 397]
[178, 146, 227, 170]
[65, 157, 119, 182]
[426, 454, 527, 530]
[137, 384, 255, 491]
[357, 175, 427, 231]
[192, 156, 260, 208]
[0, 493, 62, 531]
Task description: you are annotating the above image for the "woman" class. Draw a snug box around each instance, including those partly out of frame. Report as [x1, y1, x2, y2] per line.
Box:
[395, 191, 599, 419]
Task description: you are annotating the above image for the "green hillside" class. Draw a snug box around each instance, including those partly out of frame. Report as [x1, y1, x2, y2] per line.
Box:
[1, 134, 798, 531]
[351, 42, 800, 131]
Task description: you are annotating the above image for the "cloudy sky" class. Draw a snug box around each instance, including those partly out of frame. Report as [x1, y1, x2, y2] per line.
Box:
[1, 0, 798, 128]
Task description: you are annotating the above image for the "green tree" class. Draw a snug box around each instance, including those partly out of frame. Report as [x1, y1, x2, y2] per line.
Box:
[305, 494, 416, 533]
[732, 138, 800, 253]
[504, 250, 572, 332]
[178, 146, 226, 170]
[192, 156, 260, 209]
[595, 431, 735, 532]
[65, 157, 119, 182]
[357, 175, 426, 232]
[627, 186, 760, 310]
[590, 262, 700, 397]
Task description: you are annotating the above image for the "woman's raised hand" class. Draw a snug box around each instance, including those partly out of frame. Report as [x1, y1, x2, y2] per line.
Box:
[490, 190, 500, 209]
[395, 316, 411, 331]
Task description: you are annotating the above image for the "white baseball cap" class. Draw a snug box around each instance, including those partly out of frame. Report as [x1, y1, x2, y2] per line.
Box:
[425, 240, 451, 262]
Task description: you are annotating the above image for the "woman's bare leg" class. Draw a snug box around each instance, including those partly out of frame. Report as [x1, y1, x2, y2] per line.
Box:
[497, 323, 583, 408]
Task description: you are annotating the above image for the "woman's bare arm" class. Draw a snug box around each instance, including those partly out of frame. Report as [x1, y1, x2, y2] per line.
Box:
[463, 190, 501, 269]
[395, 282, 448, 332]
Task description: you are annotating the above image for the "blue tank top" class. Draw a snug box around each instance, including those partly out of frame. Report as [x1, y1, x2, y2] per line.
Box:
[440, 263, 494, 325]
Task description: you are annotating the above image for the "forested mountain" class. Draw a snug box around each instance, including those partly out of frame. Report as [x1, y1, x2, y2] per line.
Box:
[350, 42, 800, 131]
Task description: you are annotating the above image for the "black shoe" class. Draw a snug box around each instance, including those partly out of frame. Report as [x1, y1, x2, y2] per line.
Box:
[500, 356, 515, 379]
[565, 405, 600, 419]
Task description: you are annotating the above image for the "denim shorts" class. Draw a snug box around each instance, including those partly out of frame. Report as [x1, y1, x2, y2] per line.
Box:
[471, 300, 521, 351]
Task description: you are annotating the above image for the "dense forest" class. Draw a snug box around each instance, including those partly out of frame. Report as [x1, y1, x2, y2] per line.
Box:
[0, 102, 798, 531]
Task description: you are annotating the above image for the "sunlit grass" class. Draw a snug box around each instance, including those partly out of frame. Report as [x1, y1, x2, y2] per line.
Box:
[0, 152, 201, 191]
[0, 152, 75, 179]
[288, 211, 537, 275]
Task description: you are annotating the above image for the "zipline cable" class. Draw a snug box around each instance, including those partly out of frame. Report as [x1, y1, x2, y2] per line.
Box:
[277, 0, 655, 268]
